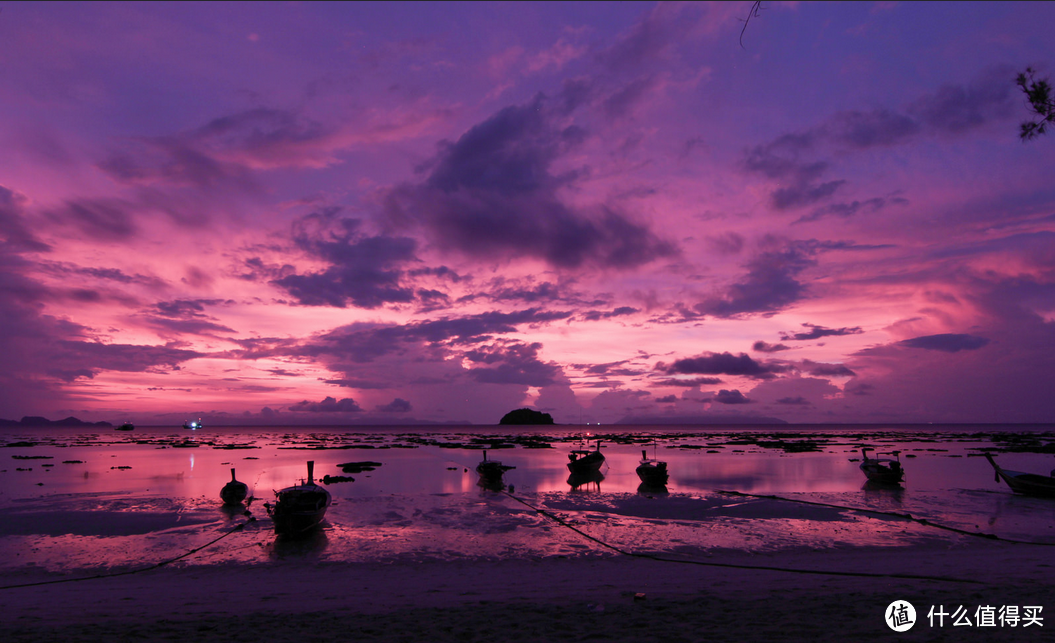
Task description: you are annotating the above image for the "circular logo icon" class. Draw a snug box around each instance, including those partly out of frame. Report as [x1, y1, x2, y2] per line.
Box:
[886, 600, 917, 632]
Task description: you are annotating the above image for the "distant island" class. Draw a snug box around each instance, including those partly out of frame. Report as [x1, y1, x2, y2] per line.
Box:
[499, 408, 554, 425]
[0, 416, 113, 428]
[615, 414, 788, 425]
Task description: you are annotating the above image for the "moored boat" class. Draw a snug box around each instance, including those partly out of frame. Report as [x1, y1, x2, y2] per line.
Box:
[567, 440, 605, 475]
[859, 448, 904, 485]
[635, 443, 668, 486]
[265, 461, 331, 537]
[476, 450, 515, 480]
[985, 453, 1055, 498]
[220, 467, 248, 505]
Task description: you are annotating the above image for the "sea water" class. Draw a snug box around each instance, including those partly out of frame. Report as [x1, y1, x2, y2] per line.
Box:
[2, 424, 1054, 574]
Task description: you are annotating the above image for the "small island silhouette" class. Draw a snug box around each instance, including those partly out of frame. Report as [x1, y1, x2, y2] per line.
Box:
[499, 408, 554, 425]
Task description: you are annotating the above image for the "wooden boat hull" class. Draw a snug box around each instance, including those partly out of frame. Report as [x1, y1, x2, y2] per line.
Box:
[220, 468, 248, 505]
[986, 454, 1055, 498]
[476, 451, 514, 479]
[266, 462, 332, 537]
[476, 462, 513, 478]
[220, 481, 248, 505]
[271, 508, 328, 536]
[858, 449, 903, 485]
[636, 462, 669, 485]
[567, 449, 605, 474]
[268, 485, 331, 536]
[860, 463, 903, 485]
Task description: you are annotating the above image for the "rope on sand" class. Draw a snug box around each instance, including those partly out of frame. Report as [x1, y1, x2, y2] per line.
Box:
[715, 489, 1055, 546]
[500, 490, 983, 585]
[0, 517, 256, 591]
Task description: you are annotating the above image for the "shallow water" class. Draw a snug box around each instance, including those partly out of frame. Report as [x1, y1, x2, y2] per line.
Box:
[2, 424, 1054, 575]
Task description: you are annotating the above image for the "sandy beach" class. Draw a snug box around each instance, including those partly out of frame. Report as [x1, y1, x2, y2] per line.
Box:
[3, 545, 1054, 642]
[3, 426, 1054, 641]
[3, 495, 1054, 642]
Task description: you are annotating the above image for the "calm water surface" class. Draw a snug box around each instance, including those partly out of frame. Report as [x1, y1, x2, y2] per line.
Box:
[3, 424, 1054, 499]
[2, 424, 1054, 573]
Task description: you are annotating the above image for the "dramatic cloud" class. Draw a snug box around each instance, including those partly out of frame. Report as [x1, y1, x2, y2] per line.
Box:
[744, 68, 1018, 213]
[274, 210, 418, 308]
[99, 108, 346, 192]
[742, 144, 844, 211]
[581, 306, 638, 321]
[385, 95, 676, 269]
[657, 352, 786, 380]
[376, 398, 412, 413]
[46, 199, 139, 241]
[713, 389, 750, 404]
[144, 299, 236, 336]
[795, 196, 906, 225]
[780, 323, 864, 341]
[281, 308, 574, 365]
[465, 341, 562, 387]
[0, 185, 50, 252]
[695, 240, 819, 318]
[652, 377, 724, 387]
[50, 340, 205, 381]
[2, 4, 1053, 424]
[752, 340, 791, 353]
[908, 68, 1016, 134]
[801, 360, 856, 377]
[289, 396, 364, 413]
[897, 333, 990, 353]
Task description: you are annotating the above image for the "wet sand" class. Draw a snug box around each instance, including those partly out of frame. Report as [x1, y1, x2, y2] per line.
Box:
[3, 543, 1054, 642]
[3, 425, 1054, 640]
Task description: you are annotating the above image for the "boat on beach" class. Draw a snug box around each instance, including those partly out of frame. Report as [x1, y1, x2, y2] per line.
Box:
[220, 468, 248, 505]
[858, 448, 904, 485]
[567, 440, 605, 475]
[985, 453, 1055, 498]
[635, 443, 668, 486]
[265, 461, 331, 537]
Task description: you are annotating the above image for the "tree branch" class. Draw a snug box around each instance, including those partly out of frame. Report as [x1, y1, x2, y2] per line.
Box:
[1017, 67, 1055, 141]
[740, 1, 764, 50]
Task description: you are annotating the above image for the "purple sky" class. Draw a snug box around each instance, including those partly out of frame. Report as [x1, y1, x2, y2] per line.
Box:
[2, 1, 1054, 425]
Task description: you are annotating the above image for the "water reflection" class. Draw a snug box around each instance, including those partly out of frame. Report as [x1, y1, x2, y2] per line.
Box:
[4, 424, 1055, 499]
[637, 482, 669, 496]
[567, 471, 604, 492]
[477, 474, 508, 492]
[6, 425, 1055, 575]
[475, 449, 514, 492]
[862, 479, 905, 494]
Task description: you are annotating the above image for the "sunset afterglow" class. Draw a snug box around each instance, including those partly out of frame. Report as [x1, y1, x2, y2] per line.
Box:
[2, 2, 1054, 425]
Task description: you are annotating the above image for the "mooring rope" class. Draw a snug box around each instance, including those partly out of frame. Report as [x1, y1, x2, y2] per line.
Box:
[0, 517, 257, 591]
[499, 490, 983, 584]
[715, 489, 1055, 546]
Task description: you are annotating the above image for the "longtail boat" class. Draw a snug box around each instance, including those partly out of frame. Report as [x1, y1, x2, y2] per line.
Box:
[265, 461, 332, 537]
[985, 453, 1055, 498]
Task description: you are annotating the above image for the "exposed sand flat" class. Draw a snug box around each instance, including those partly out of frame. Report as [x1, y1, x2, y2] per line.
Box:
[3, 426, 1054, 640]
[3, 537, 1053, 641]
